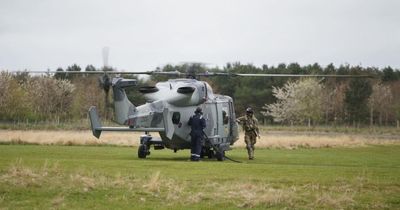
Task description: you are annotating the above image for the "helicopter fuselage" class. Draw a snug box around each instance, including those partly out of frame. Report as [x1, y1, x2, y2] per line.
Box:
[89, 78, 239, 155]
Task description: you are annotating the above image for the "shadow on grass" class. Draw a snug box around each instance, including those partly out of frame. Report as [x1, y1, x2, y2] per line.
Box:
[137, 155, 248, 163]
[135, 156, 191, 162]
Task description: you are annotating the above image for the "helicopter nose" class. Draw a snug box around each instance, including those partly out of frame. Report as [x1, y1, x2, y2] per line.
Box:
[177, 86, 195, 94]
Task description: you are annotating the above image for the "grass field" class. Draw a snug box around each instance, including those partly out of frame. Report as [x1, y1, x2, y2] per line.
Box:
[0, 143, 399, 209]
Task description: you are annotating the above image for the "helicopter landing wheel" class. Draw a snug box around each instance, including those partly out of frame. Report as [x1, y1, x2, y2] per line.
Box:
[208, 149, 214, 159]
[138, 144, 148, 158]
[216, 150, 225, 161]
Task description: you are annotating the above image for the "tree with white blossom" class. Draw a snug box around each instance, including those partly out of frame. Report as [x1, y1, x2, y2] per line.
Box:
[262, 78, 324, 126]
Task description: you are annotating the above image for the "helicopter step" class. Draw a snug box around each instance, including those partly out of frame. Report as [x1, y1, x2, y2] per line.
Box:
[138, 134, 164, 158]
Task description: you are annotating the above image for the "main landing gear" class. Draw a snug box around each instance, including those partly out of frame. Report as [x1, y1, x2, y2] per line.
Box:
[138, 144, 150, 158]
[138, 134, 164, 159]
[200, 146, 225, 161]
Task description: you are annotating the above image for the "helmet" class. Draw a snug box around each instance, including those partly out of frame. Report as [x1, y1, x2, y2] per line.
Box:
[195, 107, 202, 114]
[246, 107, 253, 114]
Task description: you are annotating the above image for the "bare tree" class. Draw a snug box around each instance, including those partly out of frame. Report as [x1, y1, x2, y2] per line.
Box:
[322, 82, 347, 125]
[368, 83, 393, 126]
[390, 82, 400, 128]
[71, 77, 105, 119]
[0, 72, 30, 120]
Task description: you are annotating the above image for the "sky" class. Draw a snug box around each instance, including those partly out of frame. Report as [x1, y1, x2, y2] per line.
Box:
[0, 0, 399, 71]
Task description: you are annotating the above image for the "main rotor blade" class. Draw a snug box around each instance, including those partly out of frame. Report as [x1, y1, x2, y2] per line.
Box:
[4, 70, 185, 76]
[4, 70, 154, 75]
[234, 73, 372, 78]
[198, 72, 372, 78]
[4, 70, 373, 78]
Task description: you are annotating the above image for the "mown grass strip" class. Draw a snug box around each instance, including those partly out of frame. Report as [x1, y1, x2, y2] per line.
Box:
[0, 145, 399, 209]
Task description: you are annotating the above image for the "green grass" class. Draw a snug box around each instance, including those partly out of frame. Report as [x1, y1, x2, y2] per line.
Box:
[0, 145, 399, 209]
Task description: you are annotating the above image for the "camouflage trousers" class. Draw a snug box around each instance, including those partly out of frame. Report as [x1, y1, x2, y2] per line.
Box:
[244, 132, 257, 159]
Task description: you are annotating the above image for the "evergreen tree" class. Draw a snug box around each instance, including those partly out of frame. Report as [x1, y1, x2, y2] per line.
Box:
[345, 78, 372, 125]
[65, 64, 81, 80]
[85, 65, 96, 72]
[54, 67, 66, 80]
[382, 66, 398, 82]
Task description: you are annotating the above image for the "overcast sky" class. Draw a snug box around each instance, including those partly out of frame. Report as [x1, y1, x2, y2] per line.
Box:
[1, 0, 399, 71]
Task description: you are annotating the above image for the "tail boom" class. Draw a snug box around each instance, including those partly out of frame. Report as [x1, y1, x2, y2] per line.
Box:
[88, 106, 165, 139]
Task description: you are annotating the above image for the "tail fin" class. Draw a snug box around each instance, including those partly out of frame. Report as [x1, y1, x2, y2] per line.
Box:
[112, 78, 137, 124]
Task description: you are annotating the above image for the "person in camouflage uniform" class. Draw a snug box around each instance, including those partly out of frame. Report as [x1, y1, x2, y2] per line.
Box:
[236, 107, 260, 160]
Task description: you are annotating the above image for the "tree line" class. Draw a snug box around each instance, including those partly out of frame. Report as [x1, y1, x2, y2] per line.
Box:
[1, 62, 399, 127]
[205, 63, 399, 127]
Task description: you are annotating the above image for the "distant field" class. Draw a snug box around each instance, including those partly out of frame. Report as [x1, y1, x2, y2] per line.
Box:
[1, 120, 400, 135]
[0, 144, 399, 209]
[0, 129, 399, 149]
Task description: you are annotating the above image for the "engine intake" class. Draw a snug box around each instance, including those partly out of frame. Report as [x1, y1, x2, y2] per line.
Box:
[139, 86, 159, 93]
[113, 78, 137, 89]
[177, 86, 195, 94]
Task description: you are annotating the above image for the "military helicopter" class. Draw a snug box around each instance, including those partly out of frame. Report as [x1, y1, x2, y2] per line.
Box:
[7, 64, 370, 161]
[90, 67, 239, 161]
[77, 65, 372, 161]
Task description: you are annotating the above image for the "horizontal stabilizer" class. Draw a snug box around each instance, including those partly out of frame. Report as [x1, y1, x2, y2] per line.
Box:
[89, 106, 102, 138]
[98, 127, 165, 132]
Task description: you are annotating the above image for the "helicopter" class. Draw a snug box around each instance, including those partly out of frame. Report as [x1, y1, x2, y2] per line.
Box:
[79, 66, 372, 161]
[6, 65, 370, 161]
[90, 68, 239, 161]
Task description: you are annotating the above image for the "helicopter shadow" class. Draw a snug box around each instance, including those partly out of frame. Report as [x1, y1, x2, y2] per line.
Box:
[125, 155, 231, 162]
[140, 156, 189, 162]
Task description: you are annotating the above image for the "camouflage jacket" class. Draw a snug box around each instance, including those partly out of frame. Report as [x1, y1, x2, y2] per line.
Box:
[237, 115, 259, 135]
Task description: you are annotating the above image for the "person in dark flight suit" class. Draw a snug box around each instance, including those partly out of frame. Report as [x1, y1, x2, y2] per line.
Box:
[188, 107, 206, 161]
